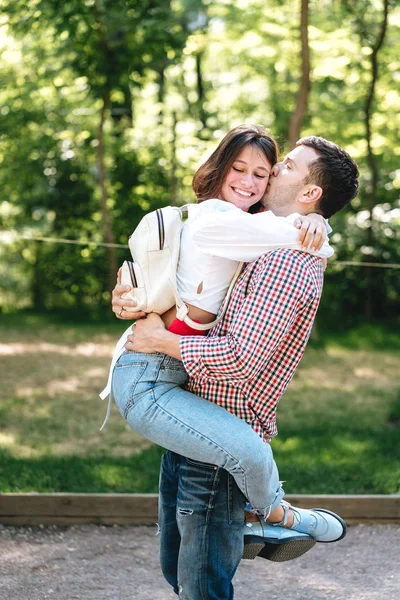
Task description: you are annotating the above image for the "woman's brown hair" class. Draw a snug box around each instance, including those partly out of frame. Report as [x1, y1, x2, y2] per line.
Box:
[192, 125, 278, 210]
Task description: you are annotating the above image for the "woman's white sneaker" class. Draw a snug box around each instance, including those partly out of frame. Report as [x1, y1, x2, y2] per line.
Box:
[275, 502, 347, 543]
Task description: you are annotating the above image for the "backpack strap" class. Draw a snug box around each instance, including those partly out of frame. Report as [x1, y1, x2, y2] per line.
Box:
[174, 261, 244, 331]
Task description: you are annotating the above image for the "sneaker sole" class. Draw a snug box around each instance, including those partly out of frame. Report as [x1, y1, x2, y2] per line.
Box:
[242, 537, 265, 560]
[243, 535, 316, 562]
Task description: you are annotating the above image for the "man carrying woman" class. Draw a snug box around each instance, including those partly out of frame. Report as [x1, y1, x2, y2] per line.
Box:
[110, 126, 359, 599]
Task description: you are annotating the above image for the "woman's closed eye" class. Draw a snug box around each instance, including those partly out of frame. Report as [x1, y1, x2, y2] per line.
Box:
[233, 167, 266, 179]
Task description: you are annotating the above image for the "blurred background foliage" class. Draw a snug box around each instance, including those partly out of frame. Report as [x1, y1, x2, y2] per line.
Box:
[0, 0, 399, 325]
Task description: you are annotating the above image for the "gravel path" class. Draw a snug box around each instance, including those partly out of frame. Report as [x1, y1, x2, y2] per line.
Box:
[0, 524, 399, 600]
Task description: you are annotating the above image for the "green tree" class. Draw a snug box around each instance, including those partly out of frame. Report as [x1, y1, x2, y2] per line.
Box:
[0, 0, 399, 321]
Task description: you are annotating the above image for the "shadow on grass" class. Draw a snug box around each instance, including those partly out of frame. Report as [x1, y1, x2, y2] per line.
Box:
[320, 321, 400, 351]
[273, 424, 400, 495]
[0, 445, 165, 494]
[0, 308, 117, 326]
[1, 422, 399, 495]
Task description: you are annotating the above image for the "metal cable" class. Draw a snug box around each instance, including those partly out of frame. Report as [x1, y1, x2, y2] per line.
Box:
[6, 234, 400, 268]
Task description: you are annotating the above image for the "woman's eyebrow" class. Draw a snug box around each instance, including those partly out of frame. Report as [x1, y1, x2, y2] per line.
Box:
[234, 159, 270, 173]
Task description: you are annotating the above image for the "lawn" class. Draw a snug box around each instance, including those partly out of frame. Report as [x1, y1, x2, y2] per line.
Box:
[0, 313, 399, 495]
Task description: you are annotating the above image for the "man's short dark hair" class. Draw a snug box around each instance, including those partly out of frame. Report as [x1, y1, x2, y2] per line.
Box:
[297, 136, 359, 218]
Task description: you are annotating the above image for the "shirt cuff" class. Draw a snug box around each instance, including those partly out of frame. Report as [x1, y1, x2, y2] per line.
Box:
[179, 336, 206, 378]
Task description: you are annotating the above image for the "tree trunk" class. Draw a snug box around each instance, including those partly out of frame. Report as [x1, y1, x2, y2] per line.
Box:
[97, 94, 118, 290]
[196, 52, 207, 130]
[94, 0, 118, 290]
[342, 0, 390, 319]
[288, 0, 310, 149]
[32, 240, 45, 311]
[363, 0, 389, 319]
[157, 67, 166, 125]
[170, 112, 178, 206]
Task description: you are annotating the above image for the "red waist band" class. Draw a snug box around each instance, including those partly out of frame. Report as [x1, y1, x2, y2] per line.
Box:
[168, 318, 207, 336]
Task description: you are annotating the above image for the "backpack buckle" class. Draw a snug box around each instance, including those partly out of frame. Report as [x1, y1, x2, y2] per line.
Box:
[175, 301, 189, 321]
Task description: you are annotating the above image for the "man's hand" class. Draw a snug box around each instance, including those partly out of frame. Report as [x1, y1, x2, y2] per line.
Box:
[126, 313, 166, 353]
[112, 267, 146, 320]
[125, 313, 183, 359]
[295, 214, 327, 251]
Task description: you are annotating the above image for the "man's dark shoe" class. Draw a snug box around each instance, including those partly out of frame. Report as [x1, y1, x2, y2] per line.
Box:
[243, 520, 316, 562]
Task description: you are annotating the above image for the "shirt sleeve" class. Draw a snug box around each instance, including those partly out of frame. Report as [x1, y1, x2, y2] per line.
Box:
[188, 209, 334, 261]
[180, 251, 319, 381]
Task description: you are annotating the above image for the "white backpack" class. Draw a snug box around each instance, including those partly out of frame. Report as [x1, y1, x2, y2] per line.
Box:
[120, 204, 243, 331]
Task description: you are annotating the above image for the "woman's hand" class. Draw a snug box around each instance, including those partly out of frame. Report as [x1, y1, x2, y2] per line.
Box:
[295, 214, 327, 251]
[111, 267, 147, 320]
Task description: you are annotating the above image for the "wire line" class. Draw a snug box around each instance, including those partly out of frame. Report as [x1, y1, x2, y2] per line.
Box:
[16, 235, 128, 249]
[8, 235, 400, 268]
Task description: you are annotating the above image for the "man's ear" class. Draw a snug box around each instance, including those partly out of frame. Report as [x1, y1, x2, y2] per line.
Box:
[298, 185, 322, 206]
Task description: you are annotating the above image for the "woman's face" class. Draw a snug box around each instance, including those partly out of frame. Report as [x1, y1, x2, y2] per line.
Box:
[219, 145, 272, 211]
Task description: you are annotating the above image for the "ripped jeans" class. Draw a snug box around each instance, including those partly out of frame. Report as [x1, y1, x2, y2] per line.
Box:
[111, 351, 285, 516]
[159, 451, 245, 599]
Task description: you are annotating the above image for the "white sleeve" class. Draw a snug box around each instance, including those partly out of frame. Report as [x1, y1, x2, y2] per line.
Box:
[188, 209, 334, 261]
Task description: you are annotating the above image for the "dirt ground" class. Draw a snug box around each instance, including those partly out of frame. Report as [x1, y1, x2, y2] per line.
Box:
[0, 524, 399, 600]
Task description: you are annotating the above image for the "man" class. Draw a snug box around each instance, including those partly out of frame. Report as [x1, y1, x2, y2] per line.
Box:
[112, 136, 359, 599]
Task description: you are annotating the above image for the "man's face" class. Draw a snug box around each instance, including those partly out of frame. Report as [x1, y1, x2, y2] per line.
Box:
[264, 145, 319, 216]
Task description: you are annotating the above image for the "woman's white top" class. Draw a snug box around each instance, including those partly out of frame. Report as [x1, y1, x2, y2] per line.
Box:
[99, 199, 333, 421]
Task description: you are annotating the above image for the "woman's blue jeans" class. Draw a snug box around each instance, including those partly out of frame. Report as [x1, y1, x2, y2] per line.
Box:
[111, 351, 285, 516]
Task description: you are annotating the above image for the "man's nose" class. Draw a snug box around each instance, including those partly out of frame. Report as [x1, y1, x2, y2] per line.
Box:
[271, 163, 281, 177]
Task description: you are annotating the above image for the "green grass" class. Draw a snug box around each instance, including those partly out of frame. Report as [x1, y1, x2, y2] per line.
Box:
[0, 313, 399, 494]
[0, 447, 165, 493]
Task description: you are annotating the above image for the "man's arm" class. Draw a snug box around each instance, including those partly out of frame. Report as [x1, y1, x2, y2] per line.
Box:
[128, 251, 320, 380]
[179, 251, 318, 381]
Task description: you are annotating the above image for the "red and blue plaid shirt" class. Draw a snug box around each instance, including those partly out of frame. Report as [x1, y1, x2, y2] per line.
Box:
[180, 249, 324, 443]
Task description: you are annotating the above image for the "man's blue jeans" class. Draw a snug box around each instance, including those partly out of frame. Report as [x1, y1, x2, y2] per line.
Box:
[159, 451, 247, 600]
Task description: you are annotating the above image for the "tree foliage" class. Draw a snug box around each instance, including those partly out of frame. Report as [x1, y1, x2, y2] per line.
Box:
[0, 0, 399, 320]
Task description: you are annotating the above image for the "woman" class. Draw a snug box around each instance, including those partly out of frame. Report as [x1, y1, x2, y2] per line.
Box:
[104, 125, 344, 557]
